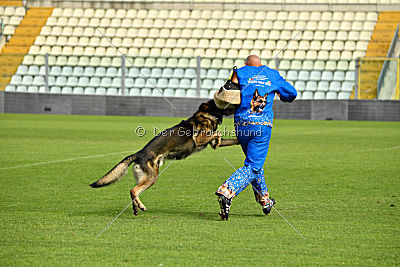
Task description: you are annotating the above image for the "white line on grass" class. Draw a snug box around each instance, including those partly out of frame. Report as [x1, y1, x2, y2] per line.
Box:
[0, 151, 133, 170]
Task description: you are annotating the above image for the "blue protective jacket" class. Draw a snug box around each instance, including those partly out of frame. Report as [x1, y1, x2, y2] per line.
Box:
[234, 65, 297, 127]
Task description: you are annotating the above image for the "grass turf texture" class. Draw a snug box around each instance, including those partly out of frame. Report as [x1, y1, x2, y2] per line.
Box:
[0, 113, 399, 265]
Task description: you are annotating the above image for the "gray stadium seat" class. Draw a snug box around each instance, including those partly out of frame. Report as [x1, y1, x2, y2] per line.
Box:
[96, 88, 106, 95]
[73, 87, 84, 94]
[140, 67, 151, 77]
[55, 76, 67, 87]
[150, 68, 162, 78]
[161, 68, 173, 78]
[175, 89, 186, 97]
[163, 89, 174, 97]
[61, 86, 72, 94]
[78, 77, 90, 87]
[84, 87, 95, 95]
[5, 85, 16, 92]
[306, 81, 317, 92]
[106, 67, 118, 77]
[27, 86, 38, 93]
[21, 75, 33, 86]
[206, 69, 218, 79]
[173, 68, 185, 78]
[317, 81, 329, 91]
[186, 89, 197, 97]
[129, 88, 140, 96]
[294, 81, 305, 92]
[50, 66, 62, 76]
[302, 91, 313, 99]
[167, 78, 179, 89]
[341, 81, 354, 92]
[338, 92, 351, 100]
[286, 70, 298, 81]
[141, 88, 152, 96]
[28, 65, 40, 76]
[101, 77, 112, 87]
[333, 71, 345, 81]
[107, 88, 118, 95]
[128, 68, 140, 78]
[218, 69, 230, 79]
[184, 68, 196, 79]
[345, 71, 355, 81]
[16, 85, 27, 92]
[84, 67, 95, 77]
[314, 91, 325, 99]
[16, 65, 28, 75]
[329, 81, 341, 92]
[309, 71, 321, 81]
[50, 86, 61, 94]
[73, 66, 84, 77]
[298, 71, 309, 81]
[326, 92, 337, 99]
[179, 79, 191, 89]
[202, 79, 214, 90]
[134, 78, 146, 88]
[321, 71, 333, 81]
[62, 66, 73, 76]
[67, 76, 78, 87]
[89, 77, 101, 87]
[200, 90, 209, 98]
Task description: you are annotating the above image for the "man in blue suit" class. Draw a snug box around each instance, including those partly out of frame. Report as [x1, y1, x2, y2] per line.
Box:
[216, 55, 297, 220]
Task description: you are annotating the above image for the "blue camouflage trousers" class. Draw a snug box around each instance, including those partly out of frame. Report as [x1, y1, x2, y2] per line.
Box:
[216, 124, 271, 206]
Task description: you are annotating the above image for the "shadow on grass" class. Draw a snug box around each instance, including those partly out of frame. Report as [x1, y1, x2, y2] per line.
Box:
[72, 206, 264, 221]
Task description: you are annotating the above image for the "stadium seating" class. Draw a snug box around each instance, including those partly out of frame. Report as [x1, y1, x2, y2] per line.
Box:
[3, 6, 382, 99]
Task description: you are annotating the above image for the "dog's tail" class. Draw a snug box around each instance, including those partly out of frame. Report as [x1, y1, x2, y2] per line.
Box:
[89, 154, 137, 188]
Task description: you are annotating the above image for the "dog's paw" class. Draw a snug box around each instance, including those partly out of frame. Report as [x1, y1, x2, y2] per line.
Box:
[211, 135, 222, 150]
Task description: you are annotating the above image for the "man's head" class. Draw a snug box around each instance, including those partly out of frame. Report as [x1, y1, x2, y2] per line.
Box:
[245, 55, 262, 67]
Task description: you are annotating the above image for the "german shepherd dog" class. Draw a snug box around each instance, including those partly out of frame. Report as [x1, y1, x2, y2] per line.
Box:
[251, 89, 267, 113]
[90, 100, 239, 215]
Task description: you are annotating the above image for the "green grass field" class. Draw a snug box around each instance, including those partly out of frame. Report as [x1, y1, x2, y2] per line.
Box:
[0, 113, 399, 265]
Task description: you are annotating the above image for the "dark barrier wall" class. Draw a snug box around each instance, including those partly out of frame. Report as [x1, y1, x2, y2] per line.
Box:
[1, 92, 399, 121]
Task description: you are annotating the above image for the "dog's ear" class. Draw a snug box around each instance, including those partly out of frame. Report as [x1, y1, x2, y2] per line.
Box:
[198, 100, 216, 112]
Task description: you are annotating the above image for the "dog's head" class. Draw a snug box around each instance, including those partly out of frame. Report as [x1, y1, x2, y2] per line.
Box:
[198, 99, 233, 125]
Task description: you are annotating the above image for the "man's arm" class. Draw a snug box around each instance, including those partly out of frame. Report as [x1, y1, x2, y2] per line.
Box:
[276, 74, 297, 103]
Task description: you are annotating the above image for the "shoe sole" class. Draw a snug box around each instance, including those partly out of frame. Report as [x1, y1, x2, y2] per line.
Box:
[218, 197, 228, 220]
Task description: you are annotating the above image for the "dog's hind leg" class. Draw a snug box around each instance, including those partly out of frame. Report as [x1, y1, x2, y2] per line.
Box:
[130, 162, 159, 215]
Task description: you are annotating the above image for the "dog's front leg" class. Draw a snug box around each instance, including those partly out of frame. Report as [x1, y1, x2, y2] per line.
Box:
[219, 138, 240, 147]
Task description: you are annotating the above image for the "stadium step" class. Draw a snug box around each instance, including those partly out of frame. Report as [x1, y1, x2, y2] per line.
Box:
[0, 0, 23, 6]
[0, 6, 54, 90]
[359, 11, 400, 99]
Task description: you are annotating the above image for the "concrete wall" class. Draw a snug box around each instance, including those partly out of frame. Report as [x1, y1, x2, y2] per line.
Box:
[1, 91, 399, 121]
